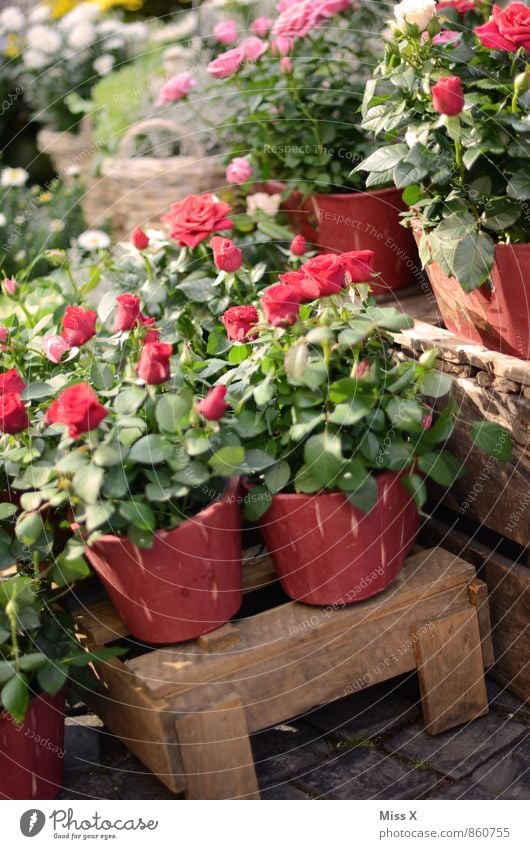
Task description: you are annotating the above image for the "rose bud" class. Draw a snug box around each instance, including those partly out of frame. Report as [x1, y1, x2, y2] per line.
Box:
[157, 72, 196, 105]
[132, 227, 149, 250]
[2, 277, 18, 296]
[421, 411, 433, 430]
[211, 236, 243, 272]
[0, 326, 9, 345]
[60, 306, 97, 347]
[251, 17, 273, 37]
[356, 359, 371, 379]
[261, 283, 301, 326]
[431, 75, 465, 116]
[290, 234, 306, 256]
[45, 383, 108, 439]
[213, 19, 238, 45]
[0, 368, 26, 396]
[280, 56, 293, 74]
[197, 385, 228, 420]
[136, 342, 173, 385]
[221, 305, 259, 341]
[43, 334, 70, 364]
[0, 392, 29, 434]
[225, 157, 253, 184]
[341, 249, 375, 283]
[115, 293, 141, 332]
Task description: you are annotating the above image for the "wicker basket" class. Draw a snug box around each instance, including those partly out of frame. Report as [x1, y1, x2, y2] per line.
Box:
[36, 118, 93, 182]
[82, 119, 226, 240]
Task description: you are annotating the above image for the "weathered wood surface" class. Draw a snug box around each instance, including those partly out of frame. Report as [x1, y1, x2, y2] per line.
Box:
[421, 518, 529, 703]
[78, 547, 490, 796]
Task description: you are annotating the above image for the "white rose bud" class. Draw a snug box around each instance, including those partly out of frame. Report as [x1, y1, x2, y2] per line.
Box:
[394, 0, 436, 33]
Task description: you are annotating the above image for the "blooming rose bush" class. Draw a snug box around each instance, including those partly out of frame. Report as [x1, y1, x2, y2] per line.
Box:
[356, 0, 530, 290]
[219, 254, 511, 519]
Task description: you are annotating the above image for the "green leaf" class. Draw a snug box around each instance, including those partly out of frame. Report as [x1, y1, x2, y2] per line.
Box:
[471, 422, 512, 461]
[85, 503, 115, 533]
[402, 473, 427, 511]
[285, 343, 309, 379]
[336, 458, 369, 492]
[209, 445, 245, 475]
[358, 144, 408, 173]
[155, 394, 190, 432]
[73, 464, 104, 504]
[304, 433, 343, 488]
[15, 512, 45, 546]
[128, 435, 174, 464]
[90, 361, 114, 391]
[264, 461, 290, 494]
[242, 449, 276, 473]
[21, 382, 52, 401]
[127, 524, 154, 549]
[37, 664, 68, 696]
[93, 444, 124, 467]
[119, 502, 156, 531]
[328, 399, 372, 426]
[0, 503, 17, 521]
[253, 377, 274, 407]
[115, 387, 147, 415]
[19, 653, 49, 672]
[177, 277, 216, 302]
[452, 232, 495, 292]
[506, 173, 530, 201]
[419, 371, 452, 399]
[402, 184, 422, 206]
[0, 660, 15, 685]
[243, 486, 272, 521]
[418, 450, 465, 486]
[387, 398, 424, 431]
[294, 464, 321, 493]
[345, 475, 378, 513]
[1, 673, 29, 721]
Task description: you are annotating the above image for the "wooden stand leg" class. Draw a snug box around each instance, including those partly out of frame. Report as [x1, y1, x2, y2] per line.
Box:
[175, 693, 260, 800]
[413, 607, 489, 736]
[467, 581, 495, 668]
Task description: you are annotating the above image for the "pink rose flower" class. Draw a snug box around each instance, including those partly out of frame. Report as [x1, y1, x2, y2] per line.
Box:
[476, 3, 530, 52]
[207, 46, 245, 78]
[271, 36, 295, 55]
[240, 36, 269, 61]
[2, 277, 17, 296]
[314, 0, 351, 20]
[280, 56, 293, 73]
[226, 157, 253, 184]
[213, 19, 238, 45]
[437, 0, 476, 15]
[251, 17, 273, 37]
[290, 234, 306, 255]
[157, 72, 196, 105]
[273, 1, 320, 38]
[43, 334, 70, 364]
[0, 326, 8, 346]
[433, 30, 461, 45]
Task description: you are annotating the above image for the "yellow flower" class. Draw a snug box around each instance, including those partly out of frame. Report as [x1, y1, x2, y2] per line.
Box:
[4, 34, 21, 58]
[39, 192, 53, 204]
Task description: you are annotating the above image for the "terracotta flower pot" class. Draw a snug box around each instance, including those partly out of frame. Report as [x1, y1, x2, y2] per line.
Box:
[84, 480, 243, 644]
[0, 691, 64, 800]
[259, 472, 419, 605]
[261, 182, 418, 294]
[412, 227, 530, 359]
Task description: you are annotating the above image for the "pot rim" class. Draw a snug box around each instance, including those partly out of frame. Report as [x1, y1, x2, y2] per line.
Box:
[86, 477, 240, 548]
[265, 179, 402, 203]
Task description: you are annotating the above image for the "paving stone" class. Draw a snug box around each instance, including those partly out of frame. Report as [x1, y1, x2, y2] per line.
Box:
[306, 676, 421, 741]
[260, 783, 311, 800]
[251, 721, 330, 786]
[59, 770, 121, 800]
[427, 779, 497, 800]
[470, 733, 530, 800]
[386, 714, 528, 780]
[487, 678, 530, 724]
[64, 716, 103, 774]
[116, 770, 180, 800]
[295, 746, 438, 800]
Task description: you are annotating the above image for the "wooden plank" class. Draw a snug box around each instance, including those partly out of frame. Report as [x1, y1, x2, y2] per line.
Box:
[467, 581, 495, 668]
[175, 693, 260, 800]
[197, 623, 240, 653]
[413, 607, 489, 735]
[129, 549, 476, 699]
[395, 320, 530, 386]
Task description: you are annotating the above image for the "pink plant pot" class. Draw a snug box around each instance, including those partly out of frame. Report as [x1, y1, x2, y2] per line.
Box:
[260, 472, 420, 605]
[0, 691, 65, 800]
[261, 182, 418, 294]
[84, 480, 243, 644]
[413, 227, 530, 358]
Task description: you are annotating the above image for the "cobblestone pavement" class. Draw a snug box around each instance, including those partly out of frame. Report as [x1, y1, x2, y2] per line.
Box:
[58, 675, 529, 800]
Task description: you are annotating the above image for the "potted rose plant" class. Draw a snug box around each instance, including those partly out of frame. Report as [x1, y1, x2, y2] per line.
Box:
[163, 0, 419, 292]
[357, 0, 530, 357]
[218, 247, 511, 604]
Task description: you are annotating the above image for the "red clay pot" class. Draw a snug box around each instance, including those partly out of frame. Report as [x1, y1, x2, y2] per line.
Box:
[413, 228, 530, 359]
[261, 182, 418, 294]
[259, 472, 419, 606]
[0, 691, 64, 800]
[84, 481, 242, 644]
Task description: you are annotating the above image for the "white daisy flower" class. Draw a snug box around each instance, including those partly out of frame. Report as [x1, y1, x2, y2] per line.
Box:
[93, 53, 115, 76]
[1, 167, 29, 187]
[26, 25, 62, 55]
[23, 49, 49, 69]
[28, 6, 51, 25]
[67, 22, 96, 50]
[65, 164, 81, 177]
[0, 6, 25, 32]
[0, 213, 6, 227]
[14, 250, 26, 262]
[77, 229, 111, 251]
[50, 219, 65, 233]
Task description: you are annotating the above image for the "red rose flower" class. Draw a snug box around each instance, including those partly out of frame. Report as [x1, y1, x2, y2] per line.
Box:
[161, 194, 234, 249]
[279, 270, 318, 302]
[115, 294, 141, 332]
[136, 342, 173, 385]
[290, 234, 307, 256]
[132, 227, 149, 250]
[211, 236, 243, 272]
[45, 383, 108, 439]
[437, 0, 476, 13]
[144, 328, 160, 344]
[221, 305, 259, 341]
[475, 3, 530, 52]
[341, 249, 375, 283]
[261, 283, 301, 326]
[60, 306, 97, 347]
[0, 368, 26, 396]
[0, 393, 29, 434]
[301, 253, 346, 296]
[197, 385, 228, 420]
[431, 76, 465, 116]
